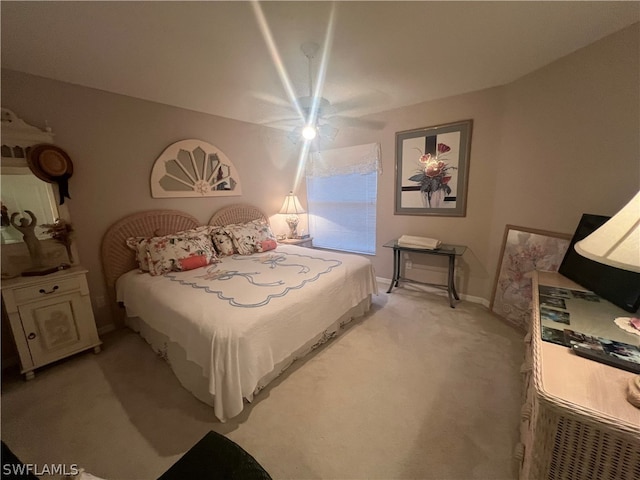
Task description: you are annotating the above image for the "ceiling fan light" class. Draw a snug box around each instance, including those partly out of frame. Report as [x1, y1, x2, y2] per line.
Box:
[302, 125, 317, 140]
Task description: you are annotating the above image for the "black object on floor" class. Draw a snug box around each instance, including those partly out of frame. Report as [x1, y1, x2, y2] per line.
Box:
[158, 431, 272, 480]
[1, 441, 39, 479]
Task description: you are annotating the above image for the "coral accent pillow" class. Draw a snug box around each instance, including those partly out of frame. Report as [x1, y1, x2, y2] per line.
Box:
[258, 239, 277, 252]
[178, 254, 209, 271]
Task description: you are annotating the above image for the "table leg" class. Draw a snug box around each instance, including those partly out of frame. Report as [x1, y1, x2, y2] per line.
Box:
[387, 248, 400, 293]
[447, 254, 458, 308]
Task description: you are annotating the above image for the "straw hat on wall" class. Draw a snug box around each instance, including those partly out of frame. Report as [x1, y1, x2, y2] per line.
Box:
[27, 144, 73, 204]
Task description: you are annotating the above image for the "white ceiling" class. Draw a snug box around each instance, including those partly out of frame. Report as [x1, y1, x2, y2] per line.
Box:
[2, 1, 638, 130]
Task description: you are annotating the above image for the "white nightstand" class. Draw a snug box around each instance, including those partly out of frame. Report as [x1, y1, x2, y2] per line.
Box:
[278, 237, 313, 248]
[1, 266, 102, 380]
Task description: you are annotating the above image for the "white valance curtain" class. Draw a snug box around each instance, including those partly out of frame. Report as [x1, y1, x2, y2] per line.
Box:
[307, 142, 381, 177]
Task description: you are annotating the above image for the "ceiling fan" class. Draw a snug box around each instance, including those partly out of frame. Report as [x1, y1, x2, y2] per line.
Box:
[271, 41, 385, 143]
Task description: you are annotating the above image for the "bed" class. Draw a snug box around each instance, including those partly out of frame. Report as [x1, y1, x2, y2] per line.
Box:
[101, 204, 377, 421]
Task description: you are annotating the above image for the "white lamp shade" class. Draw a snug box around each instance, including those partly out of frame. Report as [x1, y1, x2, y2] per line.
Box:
[279, 192, 306, 215]
[574, 191, 640, 273]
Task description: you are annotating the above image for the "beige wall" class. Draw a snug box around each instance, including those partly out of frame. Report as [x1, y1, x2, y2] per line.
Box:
[486, 22, 639, 297]
[0, 74, 301, 328]
[2, 23, 638, 329]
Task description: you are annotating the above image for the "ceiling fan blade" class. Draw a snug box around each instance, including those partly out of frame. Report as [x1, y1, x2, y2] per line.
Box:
[327, 92, 390, 115]
[262, 116, 302, 127]
[250, 92, 292, 108]
[327, 115, 386, 130]
[318, 123, 339, 141]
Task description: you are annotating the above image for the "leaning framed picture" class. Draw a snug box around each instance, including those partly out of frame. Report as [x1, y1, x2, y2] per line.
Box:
[490, 225, 572, 330]
[394, 119, 472, 216]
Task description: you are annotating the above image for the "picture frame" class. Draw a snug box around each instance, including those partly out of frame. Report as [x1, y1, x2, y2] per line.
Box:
[490, 225, 572, 330]
[394, 119, 472, 216]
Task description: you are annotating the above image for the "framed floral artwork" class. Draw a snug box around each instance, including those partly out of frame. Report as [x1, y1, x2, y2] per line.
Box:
[394, 119, 472, 216]
[490, 225, 572, 331]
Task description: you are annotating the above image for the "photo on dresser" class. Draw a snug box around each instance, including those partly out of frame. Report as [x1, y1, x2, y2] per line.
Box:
[563, 329, 604, 352]
[540, 306, 570, 325]
[541, 325, 567, 346]
[538, 285, 571, 299]
[600, 339, 640, 365]
[564, 330, 640, 373]
[569, 289, 601, 302]
[539, 295, 567, 310]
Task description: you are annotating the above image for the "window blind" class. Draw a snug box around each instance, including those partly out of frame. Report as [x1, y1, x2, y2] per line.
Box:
[306, 143, 380, 255]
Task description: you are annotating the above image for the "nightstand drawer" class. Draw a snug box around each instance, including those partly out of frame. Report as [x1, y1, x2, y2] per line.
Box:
[13, 277, 82, 304]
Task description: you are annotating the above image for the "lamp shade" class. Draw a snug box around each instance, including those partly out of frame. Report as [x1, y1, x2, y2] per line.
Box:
[574, 191, 640, 273]
[279, 192, 305, 215]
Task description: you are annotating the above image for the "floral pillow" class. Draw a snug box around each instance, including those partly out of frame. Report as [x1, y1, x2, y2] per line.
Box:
[211, 227, 236, 256]
[126, 226, 213, 272]
[125, 236, 152, 271]
[146, 232, 218, 276]
[225, 220, 277, 255]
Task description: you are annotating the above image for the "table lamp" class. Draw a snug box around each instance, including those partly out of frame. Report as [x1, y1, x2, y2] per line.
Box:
[279, 192, 305, 239]
[573, 190, 640, 408]
[574, 191, 640, 273]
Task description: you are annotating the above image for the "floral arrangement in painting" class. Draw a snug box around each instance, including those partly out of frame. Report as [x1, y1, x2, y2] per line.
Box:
[408, 143, 457, 207]
[41, 218, 74, 263]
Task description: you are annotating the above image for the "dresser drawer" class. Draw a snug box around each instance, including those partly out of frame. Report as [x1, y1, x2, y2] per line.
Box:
[13, 277, 82, 304]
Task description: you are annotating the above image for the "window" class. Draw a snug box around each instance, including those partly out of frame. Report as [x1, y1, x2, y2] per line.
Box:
[305, 143, 380, 255]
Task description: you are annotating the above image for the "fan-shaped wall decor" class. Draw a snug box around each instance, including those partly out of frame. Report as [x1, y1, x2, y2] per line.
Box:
[150, 139, 242, 198]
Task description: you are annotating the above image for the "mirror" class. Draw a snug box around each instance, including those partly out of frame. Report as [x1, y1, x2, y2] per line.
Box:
[1, 108, 76, 275]
[0, 165, 59, 244]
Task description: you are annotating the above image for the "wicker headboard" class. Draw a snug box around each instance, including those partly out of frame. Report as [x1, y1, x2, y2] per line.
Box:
[208, 203, 269, 227]
[100, 209, 200, 294]
[101, 204, 268, 325]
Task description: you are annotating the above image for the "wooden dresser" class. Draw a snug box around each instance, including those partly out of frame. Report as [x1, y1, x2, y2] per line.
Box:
[517, 271, 639, 479]
[1, 266, 101, 379]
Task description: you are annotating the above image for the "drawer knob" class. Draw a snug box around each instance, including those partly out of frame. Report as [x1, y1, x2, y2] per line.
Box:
[27, 332, 37, 340]
[39, 286, 59, 295]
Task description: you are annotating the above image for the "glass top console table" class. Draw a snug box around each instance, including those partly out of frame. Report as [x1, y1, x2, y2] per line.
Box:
[383, 239, 467, 308]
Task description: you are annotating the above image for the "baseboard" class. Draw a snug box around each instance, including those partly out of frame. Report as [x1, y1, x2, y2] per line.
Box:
[98, 323, 117, 335]
[376, 276, 490, 308]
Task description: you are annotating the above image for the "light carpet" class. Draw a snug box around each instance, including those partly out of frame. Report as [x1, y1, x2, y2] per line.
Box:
[1, 285, 525, 479]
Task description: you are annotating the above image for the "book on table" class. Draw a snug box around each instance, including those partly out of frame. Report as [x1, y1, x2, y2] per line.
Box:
[397, 235, 442, 250]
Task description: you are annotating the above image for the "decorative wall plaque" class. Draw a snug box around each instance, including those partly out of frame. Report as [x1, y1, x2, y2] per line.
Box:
[150, 139, 242, 198]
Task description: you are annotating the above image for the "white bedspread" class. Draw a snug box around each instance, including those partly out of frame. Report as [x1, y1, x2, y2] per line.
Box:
[116, 245, 377, 421]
